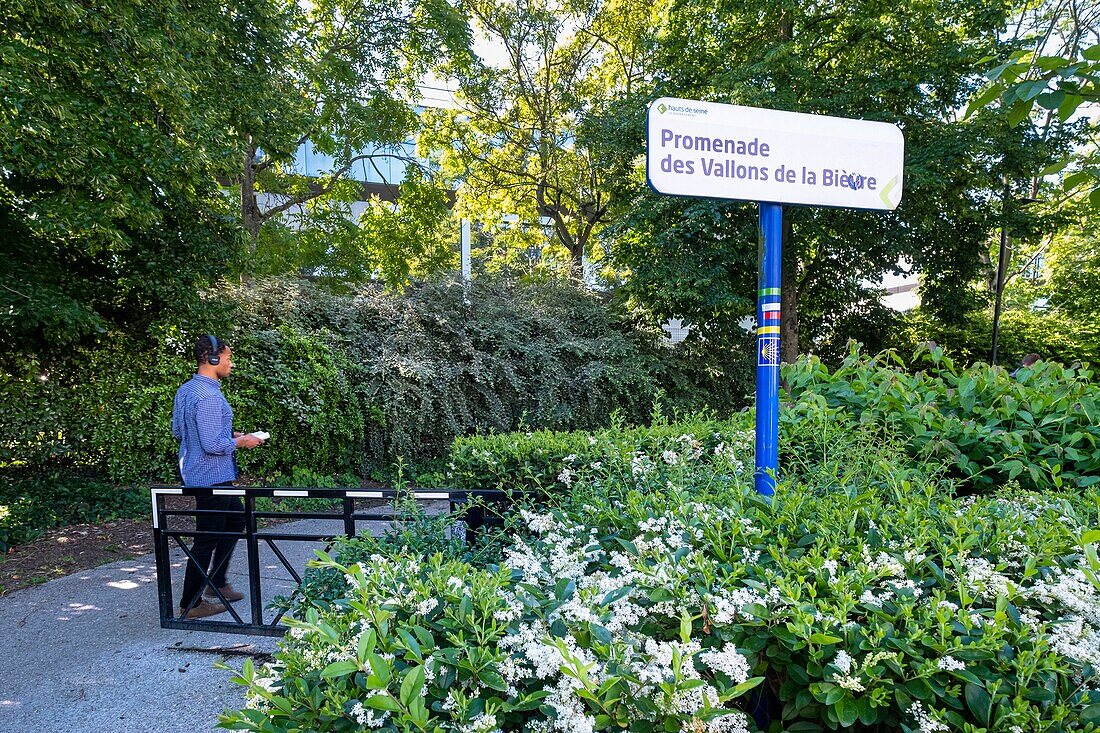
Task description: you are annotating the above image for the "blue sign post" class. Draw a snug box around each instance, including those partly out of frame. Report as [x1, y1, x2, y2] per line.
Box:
[645, 98, 904, 496]
[755, 203, 783, 495]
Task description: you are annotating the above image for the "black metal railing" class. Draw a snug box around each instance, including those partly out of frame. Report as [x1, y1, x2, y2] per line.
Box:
[151, 485, 509, 636]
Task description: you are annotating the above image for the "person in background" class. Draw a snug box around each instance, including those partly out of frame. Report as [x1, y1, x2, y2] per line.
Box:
[1011, 353, 1040, 378]
[172, 335, 264, 619]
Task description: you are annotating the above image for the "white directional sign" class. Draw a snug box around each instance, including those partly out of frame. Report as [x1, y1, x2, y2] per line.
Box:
[646, 98, 905, 210]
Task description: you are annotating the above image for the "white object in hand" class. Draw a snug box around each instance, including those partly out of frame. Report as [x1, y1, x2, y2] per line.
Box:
[250, 431, 270, 441]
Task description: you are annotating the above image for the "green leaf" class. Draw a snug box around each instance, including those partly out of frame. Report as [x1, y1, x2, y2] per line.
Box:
[554, 577, 576, 601]
[479, 665, 508, 692]
[726, 677, 765, 699]
[320, 660, 359, 678]
[964, 683, 991, 725]
[966, 84, 1004, 116]
[399, 664, 426, 705]
[365, 694, 402, 713]
[680, 610, 693, 643]
[367, 652, 392, 685]
[601, 586, 633, 605]
[1036, 89, 1067, 110]
[1081, 703, 1100, 724]
[809, 633, 843, 645]
[398, 629, 422, 660]
[359, 628, 377, 662]
[836, 696, 859, 727]
[590, 623, 612, 645]
[1008, 102, 1032, 126]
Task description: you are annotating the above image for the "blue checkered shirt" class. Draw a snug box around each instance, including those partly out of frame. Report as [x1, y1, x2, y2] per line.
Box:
[171, 374, 237, 486]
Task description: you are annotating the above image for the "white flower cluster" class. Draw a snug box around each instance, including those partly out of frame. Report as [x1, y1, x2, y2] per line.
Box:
[497, 509, 761, 730]
[907, 701, 949, 732]
[699, 644, 751, 682]
[557, 467, 576, 487]
[458, 712, 499, 733]
[350, 701, 389, 728]
[936, 655, 965, 672]
[958, 556, 1014, 599]
[708, 586, 776, 625]
[676, 433, 705, 460]
[631, 451, 656, 478]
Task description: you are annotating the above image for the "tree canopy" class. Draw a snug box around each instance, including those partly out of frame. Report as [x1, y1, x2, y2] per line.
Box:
[590, 0, 1071, 359]
[0, 0, 286, 351]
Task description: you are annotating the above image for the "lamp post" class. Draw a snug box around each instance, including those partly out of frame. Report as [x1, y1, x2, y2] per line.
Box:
[990, 190, 1040, 366]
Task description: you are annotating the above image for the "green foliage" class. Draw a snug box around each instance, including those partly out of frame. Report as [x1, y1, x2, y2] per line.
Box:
[221, 415, 1100, 732]
[1043, 208, 1100, 319]
[443, 413, 753, 494]
[784, 344, 1100, 492]
[970, 42, 1100, 205]
[231, 276, 671, 472]
[887, 305, 1100, 367]
[2, 276, 709, 484]
[0, 0, 271, 352]
[423, 0, 627, 269]
[0, 471, 147, 551]
[252, 170, 462, 290]
[595, 0, 1068, 354]
[228, 327, 364, 480]
[236, 0, 472, 247]
[277, 498, 509, 615]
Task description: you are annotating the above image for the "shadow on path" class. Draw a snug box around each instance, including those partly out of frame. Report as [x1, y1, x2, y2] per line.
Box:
[0, 517, 383, 733]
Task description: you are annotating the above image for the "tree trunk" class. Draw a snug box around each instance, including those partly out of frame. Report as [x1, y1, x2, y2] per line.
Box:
[241, 139, 262, 247]
[780, 213, 800, 362]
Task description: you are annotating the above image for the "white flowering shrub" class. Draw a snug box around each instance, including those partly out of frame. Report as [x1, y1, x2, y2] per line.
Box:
[222, 420, 1100, 733]
[222, 541, 762, 733]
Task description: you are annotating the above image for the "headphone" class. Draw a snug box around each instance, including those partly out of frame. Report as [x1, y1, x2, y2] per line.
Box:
[206, 335, 221, 366]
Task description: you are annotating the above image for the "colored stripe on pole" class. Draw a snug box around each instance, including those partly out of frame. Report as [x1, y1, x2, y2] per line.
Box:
[761, 302, 781, 311]
[757, 326, 780, 334]
[758, 287, 781, 296]
[763, 311, 780, 322]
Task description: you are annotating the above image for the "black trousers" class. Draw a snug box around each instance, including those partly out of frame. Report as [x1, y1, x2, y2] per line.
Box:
[179, 490, 245, 610]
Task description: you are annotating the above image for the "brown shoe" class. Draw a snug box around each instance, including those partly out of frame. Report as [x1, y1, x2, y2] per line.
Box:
[180, 599, 227, 619]
[203, 583, 245, 602]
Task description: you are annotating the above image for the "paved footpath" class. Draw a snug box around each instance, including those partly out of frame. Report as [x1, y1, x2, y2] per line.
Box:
[0, 518, 370, 733]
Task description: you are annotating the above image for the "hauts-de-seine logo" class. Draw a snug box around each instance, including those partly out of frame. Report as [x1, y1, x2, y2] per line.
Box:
[655, 101, 708, 117]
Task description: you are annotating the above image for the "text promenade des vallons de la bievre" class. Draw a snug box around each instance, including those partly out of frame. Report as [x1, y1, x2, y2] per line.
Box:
[646, 98, 905, 212]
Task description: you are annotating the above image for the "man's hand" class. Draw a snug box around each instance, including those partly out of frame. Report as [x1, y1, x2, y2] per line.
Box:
[235, 434, 263, 449]
[233, 432, 243, 438]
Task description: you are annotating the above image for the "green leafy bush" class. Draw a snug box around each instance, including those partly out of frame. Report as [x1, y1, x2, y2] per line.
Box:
[887, 307, 1100, 368]
[228, 326, 364, 479]
[5, 275, 734, 485]
[222, 417, 1100, 732]
[275, 498, 510, 616]
[229, 276, 672, 470]
[784, 344, 1099, 492]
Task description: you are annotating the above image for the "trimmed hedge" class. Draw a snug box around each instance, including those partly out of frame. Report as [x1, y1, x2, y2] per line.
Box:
[441, 414, 753, 494]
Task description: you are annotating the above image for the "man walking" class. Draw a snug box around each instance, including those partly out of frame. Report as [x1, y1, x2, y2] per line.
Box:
[172, 335, 264, 619]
